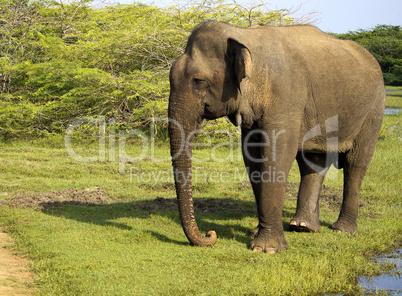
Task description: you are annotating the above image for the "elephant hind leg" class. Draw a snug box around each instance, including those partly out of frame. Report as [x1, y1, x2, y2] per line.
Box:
[331, 153, 372, 234]
[290, 153, 330, 232]
[331, 109, 383, 234]
[331, 162, 361, 234]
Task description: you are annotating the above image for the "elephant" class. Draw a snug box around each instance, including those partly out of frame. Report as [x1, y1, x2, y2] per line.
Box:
[168, 21, 385, 253]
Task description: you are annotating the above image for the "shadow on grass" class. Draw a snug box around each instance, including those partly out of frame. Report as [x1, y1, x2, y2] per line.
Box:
[39, 197, 261, 246]
[2, 184, 344, 246]
[38, 197, 340, 247]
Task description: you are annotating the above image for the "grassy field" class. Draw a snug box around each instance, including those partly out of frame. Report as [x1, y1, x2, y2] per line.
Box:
[0, 90, 401, 295]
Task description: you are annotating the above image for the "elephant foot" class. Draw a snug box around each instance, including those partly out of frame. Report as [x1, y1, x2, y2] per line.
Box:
[331, 219, 357, 235]
[248, 226, 260, 239]
[249, 228, 287, 254]
[289, 214, 320, 233]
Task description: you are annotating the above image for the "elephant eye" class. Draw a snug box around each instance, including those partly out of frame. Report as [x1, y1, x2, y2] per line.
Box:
[193, 78, 209, 90]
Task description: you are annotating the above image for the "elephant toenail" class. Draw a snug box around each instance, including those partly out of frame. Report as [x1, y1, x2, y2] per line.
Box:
[290, 220, 297, 226]
[265, 248, 277, 254]
[300, 221, 307, 227]
[253, 246, 263, 253]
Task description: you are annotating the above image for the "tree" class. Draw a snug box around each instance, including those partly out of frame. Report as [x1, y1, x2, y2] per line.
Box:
[0, 0, 306, 139]
[0, 0, 43, 93]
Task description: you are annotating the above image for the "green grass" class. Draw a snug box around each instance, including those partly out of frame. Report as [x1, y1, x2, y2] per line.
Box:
[0, 93, 401, 295]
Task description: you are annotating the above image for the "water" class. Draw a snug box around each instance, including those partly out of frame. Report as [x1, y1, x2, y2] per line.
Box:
[358, 249, 402, 295]
[385, 108, 401, 115]
[385, 89, 401, 115]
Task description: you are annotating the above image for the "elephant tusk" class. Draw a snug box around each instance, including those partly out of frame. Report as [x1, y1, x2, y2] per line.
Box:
[235, 112, 242, 126]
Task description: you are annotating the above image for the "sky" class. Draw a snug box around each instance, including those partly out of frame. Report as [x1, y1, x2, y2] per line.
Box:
[264, 0, 402, 33]
[114, 0, 402, 33]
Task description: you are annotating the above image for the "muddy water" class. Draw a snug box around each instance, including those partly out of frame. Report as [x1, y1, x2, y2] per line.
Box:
[358, 249, 402, 295]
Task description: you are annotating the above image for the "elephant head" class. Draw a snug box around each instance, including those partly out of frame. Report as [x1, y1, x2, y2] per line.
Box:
[168, 22, 252, 246]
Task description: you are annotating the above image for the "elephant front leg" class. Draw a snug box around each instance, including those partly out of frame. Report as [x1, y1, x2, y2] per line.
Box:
[250, 177, 288, 253]
[248, 155, 291, 253]
[241, 129, 263, 239]
[243, 123, 298, 253]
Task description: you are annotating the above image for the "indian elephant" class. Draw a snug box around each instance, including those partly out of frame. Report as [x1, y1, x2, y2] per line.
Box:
[168, 22, 385, 253]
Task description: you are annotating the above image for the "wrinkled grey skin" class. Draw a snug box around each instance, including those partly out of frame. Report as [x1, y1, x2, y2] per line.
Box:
[168, 22, 385, 253]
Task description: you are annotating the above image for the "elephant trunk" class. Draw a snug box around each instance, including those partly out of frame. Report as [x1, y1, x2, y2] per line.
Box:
[168, 97, 217, 246]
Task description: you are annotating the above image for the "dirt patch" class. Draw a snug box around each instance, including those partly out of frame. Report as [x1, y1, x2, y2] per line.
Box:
[139, 182, 175, 191]
[1, 188, 243, 213]
[0, 188, 110, 210]
[133, 197, 244, 213]
[320, 184, 344, 210]
[0, 232, 34, 296]
[0, 184, 371, 214]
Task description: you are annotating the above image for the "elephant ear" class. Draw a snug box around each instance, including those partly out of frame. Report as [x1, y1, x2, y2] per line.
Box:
[227, 38, 252, 90]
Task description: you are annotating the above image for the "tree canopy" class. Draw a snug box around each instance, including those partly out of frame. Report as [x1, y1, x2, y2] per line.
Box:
[0, 0, 296, 138]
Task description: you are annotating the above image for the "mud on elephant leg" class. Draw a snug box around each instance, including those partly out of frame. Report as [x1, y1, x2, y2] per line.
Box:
[290, 153, 330, 232]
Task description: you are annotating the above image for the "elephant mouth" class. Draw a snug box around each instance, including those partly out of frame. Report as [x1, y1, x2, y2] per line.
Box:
[203, 103, 239, 123]
[203, 103, 219, 120]
[227, 112, 237, 124]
